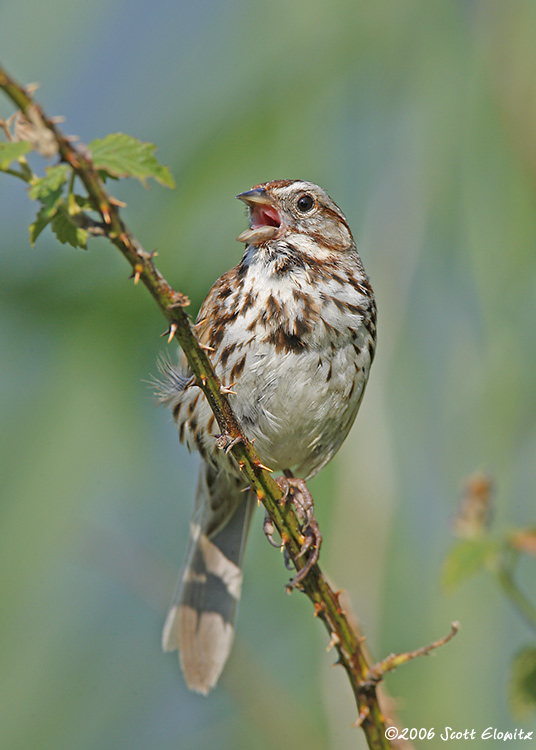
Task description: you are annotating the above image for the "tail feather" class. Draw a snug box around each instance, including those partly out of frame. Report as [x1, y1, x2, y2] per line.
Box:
[162, 463, 255, 694]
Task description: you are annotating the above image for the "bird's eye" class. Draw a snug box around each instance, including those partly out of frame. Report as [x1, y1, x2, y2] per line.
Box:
[296, 193, 314, 213]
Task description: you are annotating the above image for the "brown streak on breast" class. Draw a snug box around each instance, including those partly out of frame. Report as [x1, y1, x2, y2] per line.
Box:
[194, 430, 206, 458]
[219, 345, 234, 369]
[348, 363, 361, 400]
[187, 393, 200, 415]
[266, 294, 281, 322]
[363, 317, 376, 337]
[265, 326, 306, 354]
[294, 317, 311, 337]
[230, 354, 247, 381]
[241, 290, 256, 314]
[322, 318, 339, 336]
[210, 325, 225, 348]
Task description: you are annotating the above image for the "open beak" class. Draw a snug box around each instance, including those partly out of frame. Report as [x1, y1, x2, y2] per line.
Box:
[236, 188, 282, 244]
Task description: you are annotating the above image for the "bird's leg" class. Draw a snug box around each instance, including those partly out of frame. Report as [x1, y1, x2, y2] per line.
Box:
[276, 471, 322, 590]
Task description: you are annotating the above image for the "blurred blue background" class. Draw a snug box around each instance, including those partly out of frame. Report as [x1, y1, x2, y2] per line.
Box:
[1, 2, 536, 748]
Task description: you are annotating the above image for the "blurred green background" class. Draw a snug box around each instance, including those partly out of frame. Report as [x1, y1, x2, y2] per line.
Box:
[1, 1, 536, 748]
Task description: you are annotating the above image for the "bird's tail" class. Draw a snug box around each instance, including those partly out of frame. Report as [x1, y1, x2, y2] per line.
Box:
[162, 462, 256, 694]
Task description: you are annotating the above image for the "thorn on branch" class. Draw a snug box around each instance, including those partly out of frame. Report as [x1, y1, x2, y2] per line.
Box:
[326, 632, 341, 652]
[220, 382, 237, 395]
[119, 232, 131, 248]
[352, 706, 370, 729]
[167, 323, 177, 343]
[109, 196, 127, 208]
[130, 264, 143, 285]
[160, 323, 177, 343]
[333, 589, 346, 614]
[100, 203, 111, 224]
[25, 82, 40, 96]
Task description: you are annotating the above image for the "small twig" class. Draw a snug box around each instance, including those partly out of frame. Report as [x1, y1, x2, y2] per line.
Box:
[0, 165, 28, 181]
[363, 622, 460, 687]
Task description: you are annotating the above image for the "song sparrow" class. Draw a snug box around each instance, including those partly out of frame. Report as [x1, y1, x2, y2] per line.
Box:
[158, 179, 376, 694]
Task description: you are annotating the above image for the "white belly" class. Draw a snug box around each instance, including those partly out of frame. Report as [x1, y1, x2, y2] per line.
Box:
[228, 337, 370, 479]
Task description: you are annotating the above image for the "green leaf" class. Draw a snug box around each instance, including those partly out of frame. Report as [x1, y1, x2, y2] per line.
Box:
[441, 539, 499, 592]
[29, 204, 53, 245]
[51, 206, 88, 249]
[28, 165, 69, 200]
[0, 140, 32, 169]
[73, 194, 97, 211]
[510, 646, 536, 718]
[97, 169, 118, 183]
[88, 133, 175, 188]
[28, 186, 65, 247]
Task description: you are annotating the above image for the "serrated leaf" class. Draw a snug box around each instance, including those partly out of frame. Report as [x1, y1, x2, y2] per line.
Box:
[510, 646, 536, 718]
[29, 165, 69, 200]
[51, 206, 88, 249]
[28, 186, 65, 247]
[441, 539, 499, 592]
[0, 140, 32, 169]
[29, 205, 53, 245]
[88, 133, 175, 188]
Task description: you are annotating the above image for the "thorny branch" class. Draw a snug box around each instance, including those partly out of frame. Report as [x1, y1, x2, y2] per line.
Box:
[0, 65, 458, 750]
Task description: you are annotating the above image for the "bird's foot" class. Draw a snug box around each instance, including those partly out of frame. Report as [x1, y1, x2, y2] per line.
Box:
[276, 474, 322, 591]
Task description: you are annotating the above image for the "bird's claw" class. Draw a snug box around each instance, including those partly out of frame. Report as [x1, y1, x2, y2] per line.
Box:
[214, 433, 243, 454]
[276, 475, 322, 590]
[263, 511, 282, 548]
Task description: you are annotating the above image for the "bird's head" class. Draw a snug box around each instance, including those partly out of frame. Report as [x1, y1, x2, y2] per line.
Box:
[236, 179, 354, 252]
